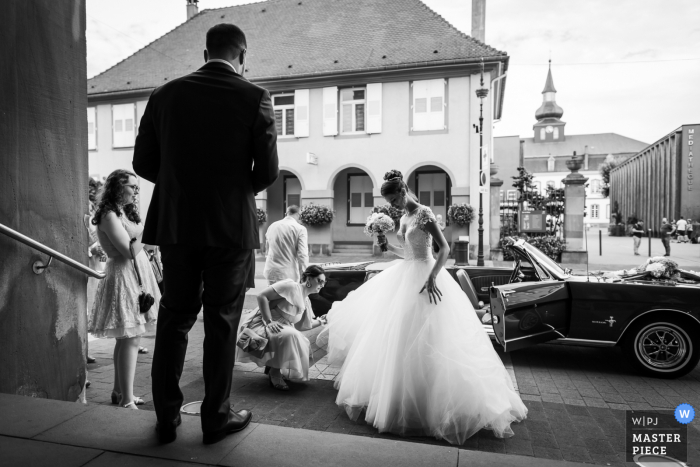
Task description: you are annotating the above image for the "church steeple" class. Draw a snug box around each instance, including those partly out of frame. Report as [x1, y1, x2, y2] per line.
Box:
[533, 60, 566, 142]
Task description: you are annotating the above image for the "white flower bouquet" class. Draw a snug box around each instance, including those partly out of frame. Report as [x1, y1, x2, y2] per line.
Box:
[364, 212, 395, 252]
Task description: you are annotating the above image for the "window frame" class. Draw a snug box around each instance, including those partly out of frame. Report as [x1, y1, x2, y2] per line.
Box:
[410, 78, 447, 133]
[591, 204, 599, 219]
[339, 87, 366, 135]
[272, 93, 295, 138]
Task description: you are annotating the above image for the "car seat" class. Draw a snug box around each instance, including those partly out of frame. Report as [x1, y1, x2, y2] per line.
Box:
[455, 269, 493, 324]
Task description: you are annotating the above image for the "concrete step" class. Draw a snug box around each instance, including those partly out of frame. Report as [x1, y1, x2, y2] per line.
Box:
[331, 249, 372, 254]
[333, 244, 373, 250]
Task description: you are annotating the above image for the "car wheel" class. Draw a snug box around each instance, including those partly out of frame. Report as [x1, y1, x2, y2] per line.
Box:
[623, 317, 700, 379]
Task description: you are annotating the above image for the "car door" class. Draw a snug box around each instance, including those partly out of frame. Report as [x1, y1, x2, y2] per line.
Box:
[490, 281, 571, 352]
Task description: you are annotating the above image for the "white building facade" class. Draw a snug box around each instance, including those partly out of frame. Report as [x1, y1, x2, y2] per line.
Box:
[87, 0, 509, 255]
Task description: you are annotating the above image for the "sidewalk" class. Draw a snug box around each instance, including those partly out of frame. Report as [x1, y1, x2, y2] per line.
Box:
[0, 392, 597, 467]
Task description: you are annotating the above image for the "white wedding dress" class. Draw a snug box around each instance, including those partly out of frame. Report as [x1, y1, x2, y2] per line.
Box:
[316, 206, 527, 444]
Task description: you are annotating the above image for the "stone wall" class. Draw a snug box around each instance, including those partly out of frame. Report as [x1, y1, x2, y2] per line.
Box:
[0, 0, 88, 401]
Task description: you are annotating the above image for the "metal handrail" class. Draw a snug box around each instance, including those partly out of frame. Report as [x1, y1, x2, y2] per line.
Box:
[0, 222, 106, 279]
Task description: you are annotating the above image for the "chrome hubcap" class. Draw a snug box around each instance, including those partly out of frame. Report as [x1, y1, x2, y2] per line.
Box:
[638, 326, 687, 369]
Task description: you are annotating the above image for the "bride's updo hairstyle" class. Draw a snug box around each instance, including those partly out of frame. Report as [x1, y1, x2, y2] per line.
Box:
[380, 169, 417, 201]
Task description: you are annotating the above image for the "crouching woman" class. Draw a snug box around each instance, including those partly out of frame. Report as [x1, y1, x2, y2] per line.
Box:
[236, 265, 327, 391]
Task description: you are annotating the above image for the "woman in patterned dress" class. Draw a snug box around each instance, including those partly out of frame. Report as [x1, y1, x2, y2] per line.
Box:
[317, 170, 527, 445]
[88, 169, 160, 409]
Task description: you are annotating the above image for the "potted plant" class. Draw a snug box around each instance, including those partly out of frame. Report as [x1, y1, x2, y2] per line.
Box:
[256, 208, 267, 225]
[447, 203, 475, 227]
[299, 203, 335, 226]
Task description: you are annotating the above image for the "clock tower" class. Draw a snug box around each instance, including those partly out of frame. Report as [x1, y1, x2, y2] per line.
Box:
[533, 60, 566, 142]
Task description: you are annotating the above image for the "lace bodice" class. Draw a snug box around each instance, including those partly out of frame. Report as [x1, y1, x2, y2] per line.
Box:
[396, 206, 436, 262]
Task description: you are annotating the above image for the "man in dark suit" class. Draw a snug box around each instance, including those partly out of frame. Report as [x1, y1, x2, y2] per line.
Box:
[133, 23, 278, 445]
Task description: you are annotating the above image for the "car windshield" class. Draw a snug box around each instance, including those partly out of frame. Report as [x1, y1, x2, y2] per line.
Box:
[522, 242, 569, 279]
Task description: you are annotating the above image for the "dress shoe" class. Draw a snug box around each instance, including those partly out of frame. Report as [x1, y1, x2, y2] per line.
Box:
[155, 414, 182, 444]
[202, 409, 253, 445]
[86, 355, 96, 364]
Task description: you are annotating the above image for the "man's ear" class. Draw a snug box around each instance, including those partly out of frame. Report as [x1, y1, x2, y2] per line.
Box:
[203, 49, 209, 62]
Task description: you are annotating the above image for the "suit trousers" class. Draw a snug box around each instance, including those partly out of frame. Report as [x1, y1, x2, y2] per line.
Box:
[661, 236, 671, 256]
[152, 244, 254, 433]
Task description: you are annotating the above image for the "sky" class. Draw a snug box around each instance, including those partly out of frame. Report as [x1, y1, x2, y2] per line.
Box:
[86, 0, 699, 144]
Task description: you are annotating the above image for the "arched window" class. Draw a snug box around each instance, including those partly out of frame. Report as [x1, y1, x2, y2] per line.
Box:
[540, 128, 545, 140]
[547, 156, 555, 172]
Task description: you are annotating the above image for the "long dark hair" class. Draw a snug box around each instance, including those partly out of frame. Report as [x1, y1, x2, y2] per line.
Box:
[380, 169, 418, 201]
[301, 265, 325, 283]
[92, 169, 141, 225]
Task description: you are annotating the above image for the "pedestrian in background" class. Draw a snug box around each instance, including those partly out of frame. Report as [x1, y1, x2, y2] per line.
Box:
[660, 217, 674, 256]
[688, 219, 695, 243]
[631, 219, 644, 256]
[263, 205, 308, 285]
[676, 216, 689, 243]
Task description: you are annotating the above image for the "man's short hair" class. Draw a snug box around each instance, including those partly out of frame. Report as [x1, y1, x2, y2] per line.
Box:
[206, 24, 247, 57]
[287, 205, 300, 216]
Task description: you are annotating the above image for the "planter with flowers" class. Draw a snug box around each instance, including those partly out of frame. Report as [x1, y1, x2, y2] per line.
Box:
[300, 203, 335, 256]
[447, 203, 475, 258]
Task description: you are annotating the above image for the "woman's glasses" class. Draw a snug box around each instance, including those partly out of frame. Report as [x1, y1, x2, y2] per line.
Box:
[124, 184, 140, 193]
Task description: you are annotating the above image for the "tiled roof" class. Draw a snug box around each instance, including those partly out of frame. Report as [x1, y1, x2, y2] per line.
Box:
[88, 0, 507, 95]
[520, 133, 648, 157]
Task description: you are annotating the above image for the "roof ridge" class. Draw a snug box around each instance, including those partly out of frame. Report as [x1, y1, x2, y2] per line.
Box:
[413, 0, 506, 56]
[201, 0, 272, 13]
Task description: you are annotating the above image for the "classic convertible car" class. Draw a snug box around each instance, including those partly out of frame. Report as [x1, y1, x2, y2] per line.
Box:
[310, 238, 700, 379]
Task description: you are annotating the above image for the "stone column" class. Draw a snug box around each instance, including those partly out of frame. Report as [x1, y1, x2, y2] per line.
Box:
[489, 164, 504, 260]
[301, 189, 334, 256]
[0, 0, 88, 401]
[561, 160, 589, 264]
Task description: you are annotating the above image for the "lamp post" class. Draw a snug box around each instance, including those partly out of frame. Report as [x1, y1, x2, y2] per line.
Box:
[475, 59, 489, 266]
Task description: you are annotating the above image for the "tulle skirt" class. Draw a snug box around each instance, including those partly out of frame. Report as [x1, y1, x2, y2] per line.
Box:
[316, 259, 527, 444]
[88, 250, 159, 339]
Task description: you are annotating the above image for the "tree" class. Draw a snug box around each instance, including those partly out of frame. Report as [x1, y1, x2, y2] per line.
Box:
[511, 166, 537, 203]
[599, 154, 620, 198]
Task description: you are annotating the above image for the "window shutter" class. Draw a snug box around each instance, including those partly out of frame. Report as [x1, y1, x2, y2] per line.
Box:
[87, 107, 96, 150]
[366, 83, 382, 134]
[412, 81, 429, 131]
[322, 86, 338, 136]
[112, 103, 135, 148]
[419, 191, 431, 205]
[364, 192, 374, 208]
[294, 89, 309, 137]
[428, 79, 445, 130]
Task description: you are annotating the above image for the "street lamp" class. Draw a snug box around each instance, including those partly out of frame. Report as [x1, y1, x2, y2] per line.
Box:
[474, 59, 489, 266]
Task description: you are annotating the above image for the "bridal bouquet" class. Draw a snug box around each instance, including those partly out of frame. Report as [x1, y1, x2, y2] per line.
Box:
[364, 212, 395, 252]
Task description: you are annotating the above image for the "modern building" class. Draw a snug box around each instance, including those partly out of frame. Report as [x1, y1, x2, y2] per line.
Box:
[610, 124, 700, 235]
[86, 0, 508, 255]
[494, 63, 647, 227]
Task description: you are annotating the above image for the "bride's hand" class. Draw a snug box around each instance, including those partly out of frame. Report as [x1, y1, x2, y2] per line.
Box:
[419, 274, 442, 304]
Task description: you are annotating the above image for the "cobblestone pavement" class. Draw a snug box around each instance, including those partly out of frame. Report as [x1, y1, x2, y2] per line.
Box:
[86, 311, 700, 466]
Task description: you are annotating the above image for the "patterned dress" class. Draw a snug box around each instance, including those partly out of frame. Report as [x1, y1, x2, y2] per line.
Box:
[236, 279, 314, 380]
[88, 215, 159, 339]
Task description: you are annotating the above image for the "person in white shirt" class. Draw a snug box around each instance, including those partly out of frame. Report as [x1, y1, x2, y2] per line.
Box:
[263, 205, 309, 285]
[676, 216, 688, 243]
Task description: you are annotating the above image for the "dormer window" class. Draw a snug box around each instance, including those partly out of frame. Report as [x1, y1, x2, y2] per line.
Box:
[547, 155, 555, 172]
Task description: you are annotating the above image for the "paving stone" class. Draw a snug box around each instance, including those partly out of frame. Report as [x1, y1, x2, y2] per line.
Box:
[559, 444, 593, 463]
[599, 392, 626, 404]
[525, 409, 548, 421]
[537, 385, 560, 395]
[476, 436, 505, 453]
[510, 422, 530, 440]
[643, 395, 674, 408]
[583, 437, 616, 455]
[540, 394, 564, 404]
[528, 431, 558, 449]
[524, 419, 552, 434]
[531, 445, 564, 461]
[564, 404, 590, 417]
[583, 397, 609, 409]
[607, 402, 631, 411]
[503, 437, 534, 456]
[518, 386, 540, 396]
[562, 398, 586, 407]
[627, 402, 653, 410]
[556, 389, 581, 400]
[541, 401, 568, 414]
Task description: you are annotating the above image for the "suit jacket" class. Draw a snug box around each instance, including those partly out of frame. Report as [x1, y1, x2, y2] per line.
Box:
[133, 61, 279, 249]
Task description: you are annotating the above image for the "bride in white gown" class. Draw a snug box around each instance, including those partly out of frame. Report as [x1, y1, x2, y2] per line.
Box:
[316, 170, 527, 445]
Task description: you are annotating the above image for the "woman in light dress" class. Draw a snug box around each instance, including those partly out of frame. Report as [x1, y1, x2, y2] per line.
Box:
[317, 170, 527, 445]
[88, 169, 160, 409]
[236, 265, 327, 390]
